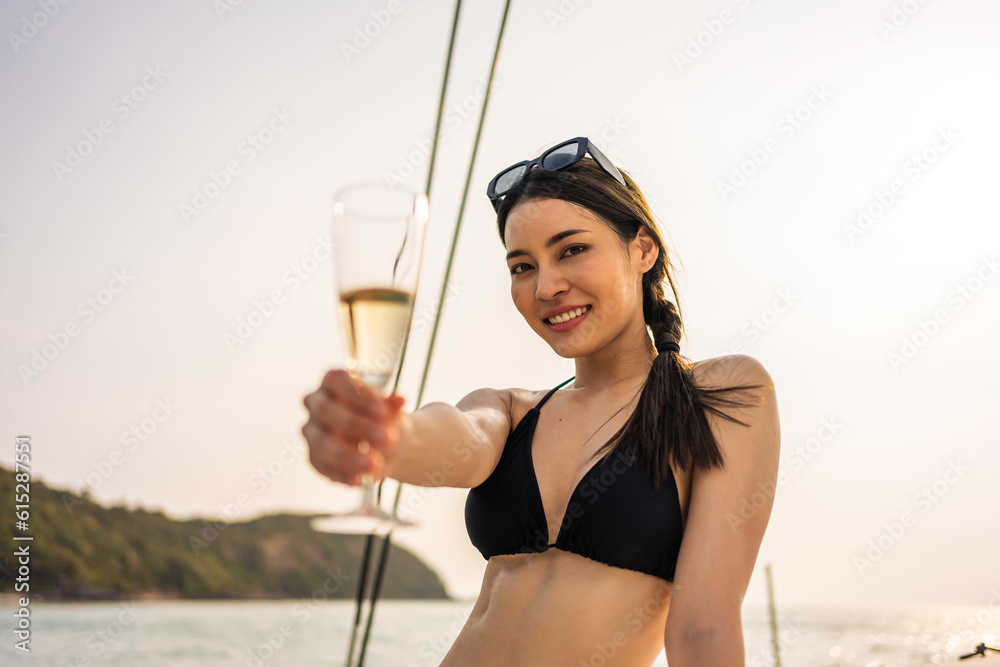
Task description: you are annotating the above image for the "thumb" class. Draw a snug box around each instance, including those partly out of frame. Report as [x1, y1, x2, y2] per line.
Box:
[386, 394, 406, 416]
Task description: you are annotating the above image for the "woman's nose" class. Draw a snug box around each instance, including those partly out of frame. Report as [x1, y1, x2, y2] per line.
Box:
[534, 265, 568, 301]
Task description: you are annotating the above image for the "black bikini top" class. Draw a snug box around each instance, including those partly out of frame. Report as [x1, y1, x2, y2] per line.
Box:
[464, 377, 685, 581]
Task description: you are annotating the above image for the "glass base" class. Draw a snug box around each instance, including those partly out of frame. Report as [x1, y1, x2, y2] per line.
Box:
[310, 506, 416, 535]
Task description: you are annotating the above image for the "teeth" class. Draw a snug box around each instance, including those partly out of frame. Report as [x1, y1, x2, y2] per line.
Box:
[547, 305, 590, 324]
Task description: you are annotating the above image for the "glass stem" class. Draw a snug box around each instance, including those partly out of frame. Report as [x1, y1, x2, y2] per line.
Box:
[359, 440, 376, 507]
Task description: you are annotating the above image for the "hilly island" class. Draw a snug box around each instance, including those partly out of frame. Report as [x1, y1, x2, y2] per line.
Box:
[0, 465, 449, 601]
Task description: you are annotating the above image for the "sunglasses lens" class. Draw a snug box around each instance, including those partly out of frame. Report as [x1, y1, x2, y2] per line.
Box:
[494, 164, 527, 196]
[541, 143, 580, 170]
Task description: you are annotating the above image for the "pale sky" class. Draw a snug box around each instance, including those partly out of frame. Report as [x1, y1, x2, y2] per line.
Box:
[2, 0, 999, 608]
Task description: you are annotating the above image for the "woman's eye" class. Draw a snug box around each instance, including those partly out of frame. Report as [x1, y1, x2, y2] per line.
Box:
[510, 246, 586, 275]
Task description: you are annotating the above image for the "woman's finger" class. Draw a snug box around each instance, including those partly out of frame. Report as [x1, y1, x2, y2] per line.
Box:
[302, 420, 372, 484]
[305, 392, 389, 446]
[319, 369, 386, 419]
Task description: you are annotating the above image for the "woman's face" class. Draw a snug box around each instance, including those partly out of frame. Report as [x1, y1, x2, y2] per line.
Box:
[503, 197, 657, 359]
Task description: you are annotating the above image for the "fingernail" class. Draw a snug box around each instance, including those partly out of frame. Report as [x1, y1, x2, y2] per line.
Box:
[366, 425, 387, 443]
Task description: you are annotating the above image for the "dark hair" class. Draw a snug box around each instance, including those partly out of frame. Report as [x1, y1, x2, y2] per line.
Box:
[496, 156, 769, 487]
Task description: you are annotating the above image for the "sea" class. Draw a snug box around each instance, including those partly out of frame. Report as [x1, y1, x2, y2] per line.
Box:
[1, 599, 998, 666]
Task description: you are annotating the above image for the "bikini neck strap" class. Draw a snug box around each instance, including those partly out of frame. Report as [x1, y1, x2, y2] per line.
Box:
[533, 376, 575, 411]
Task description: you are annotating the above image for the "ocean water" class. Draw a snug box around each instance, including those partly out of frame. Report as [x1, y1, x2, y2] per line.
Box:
[1, 599, 998, 666]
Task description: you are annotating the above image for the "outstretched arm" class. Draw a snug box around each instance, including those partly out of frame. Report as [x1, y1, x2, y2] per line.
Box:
[303, 370, 513, 490]
[385, 387, 513, 488]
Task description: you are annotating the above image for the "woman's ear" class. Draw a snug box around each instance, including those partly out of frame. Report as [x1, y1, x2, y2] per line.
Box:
[634, 226, 659, 273]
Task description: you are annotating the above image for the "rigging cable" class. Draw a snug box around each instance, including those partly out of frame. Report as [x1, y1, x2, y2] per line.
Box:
[344, 0, 514, 663]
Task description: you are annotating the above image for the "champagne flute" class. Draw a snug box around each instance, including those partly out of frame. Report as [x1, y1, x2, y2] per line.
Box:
[311, 182, 428, 535]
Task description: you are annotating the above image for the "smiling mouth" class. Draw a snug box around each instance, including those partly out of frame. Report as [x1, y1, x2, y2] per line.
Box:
[545, 305, 591, 324]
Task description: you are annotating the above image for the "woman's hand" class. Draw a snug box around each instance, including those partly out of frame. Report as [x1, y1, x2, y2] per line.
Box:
[302, 369, 407, 485]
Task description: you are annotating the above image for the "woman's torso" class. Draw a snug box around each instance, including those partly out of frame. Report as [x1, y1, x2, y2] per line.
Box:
[442, 373, 695, 667]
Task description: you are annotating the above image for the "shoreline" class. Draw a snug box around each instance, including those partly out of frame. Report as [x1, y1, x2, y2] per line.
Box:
[0, 591, 463, 605]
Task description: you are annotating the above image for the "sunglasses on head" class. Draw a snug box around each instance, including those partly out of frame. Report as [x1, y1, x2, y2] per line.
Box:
[486, 136, 627, 212]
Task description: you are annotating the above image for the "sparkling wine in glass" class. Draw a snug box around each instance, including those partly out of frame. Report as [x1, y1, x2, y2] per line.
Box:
[311, 182, 428, 535]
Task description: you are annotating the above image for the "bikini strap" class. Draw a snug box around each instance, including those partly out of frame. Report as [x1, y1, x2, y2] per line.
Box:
[533, 376, 575, 411]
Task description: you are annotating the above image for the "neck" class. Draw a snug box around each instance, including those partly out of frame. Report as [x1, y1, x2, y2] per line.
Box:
[570, 318, 655, 394]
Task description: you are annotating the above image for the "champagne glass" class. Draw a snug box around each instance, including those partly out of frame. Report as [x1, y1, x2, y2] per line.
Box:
[311, 182, 428, 535]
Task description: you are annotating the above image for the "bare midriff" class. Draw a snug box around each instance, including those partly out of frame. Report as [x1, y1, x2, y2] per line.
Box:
[439, 549, 673, 667]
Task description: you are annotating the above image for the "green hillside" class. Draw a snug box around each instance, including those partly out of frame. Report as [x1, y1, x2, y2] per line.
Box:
[0, 466, 449, 600]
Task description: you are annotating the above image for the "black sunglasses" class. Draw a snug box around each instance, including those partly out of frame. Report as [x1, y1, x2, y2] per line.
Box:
[486, 137, 627, 212]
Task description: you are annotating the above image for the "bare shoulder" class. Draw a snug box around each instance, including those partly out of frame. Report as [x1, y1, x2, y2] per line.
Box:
[454, 386, 514, 425]
[448, 385, 549, 487]
[691, 353, 776, 395]
[689, 353, 779, 457]
[455, 386, 513, 410]
[454, 385, 549, 435]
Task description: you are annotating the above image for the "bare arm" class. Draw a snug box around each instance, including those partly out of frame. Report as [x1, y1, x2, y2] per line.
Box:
[302, 370, 513, 490]
[664, 355, 780, 665]
[382, 388, 513, 488]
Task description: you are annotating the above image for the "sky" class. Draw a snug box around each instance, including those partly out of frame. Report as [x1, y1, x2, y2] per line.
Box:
[2, 0, 999, 612]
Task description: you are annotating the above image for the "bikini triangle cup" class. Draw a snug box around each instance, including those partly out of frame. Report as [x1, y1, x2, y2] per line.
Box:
[462, 375, 685, 580]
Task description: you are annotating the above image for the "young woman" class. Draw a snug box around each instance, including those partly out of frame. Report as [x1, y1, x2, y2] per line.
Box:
[302, 137, 781, 665]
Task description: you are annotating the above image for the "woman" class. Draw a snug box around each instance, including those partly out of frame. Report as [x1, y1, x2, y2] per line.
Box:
[302, 137, 781, 665]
